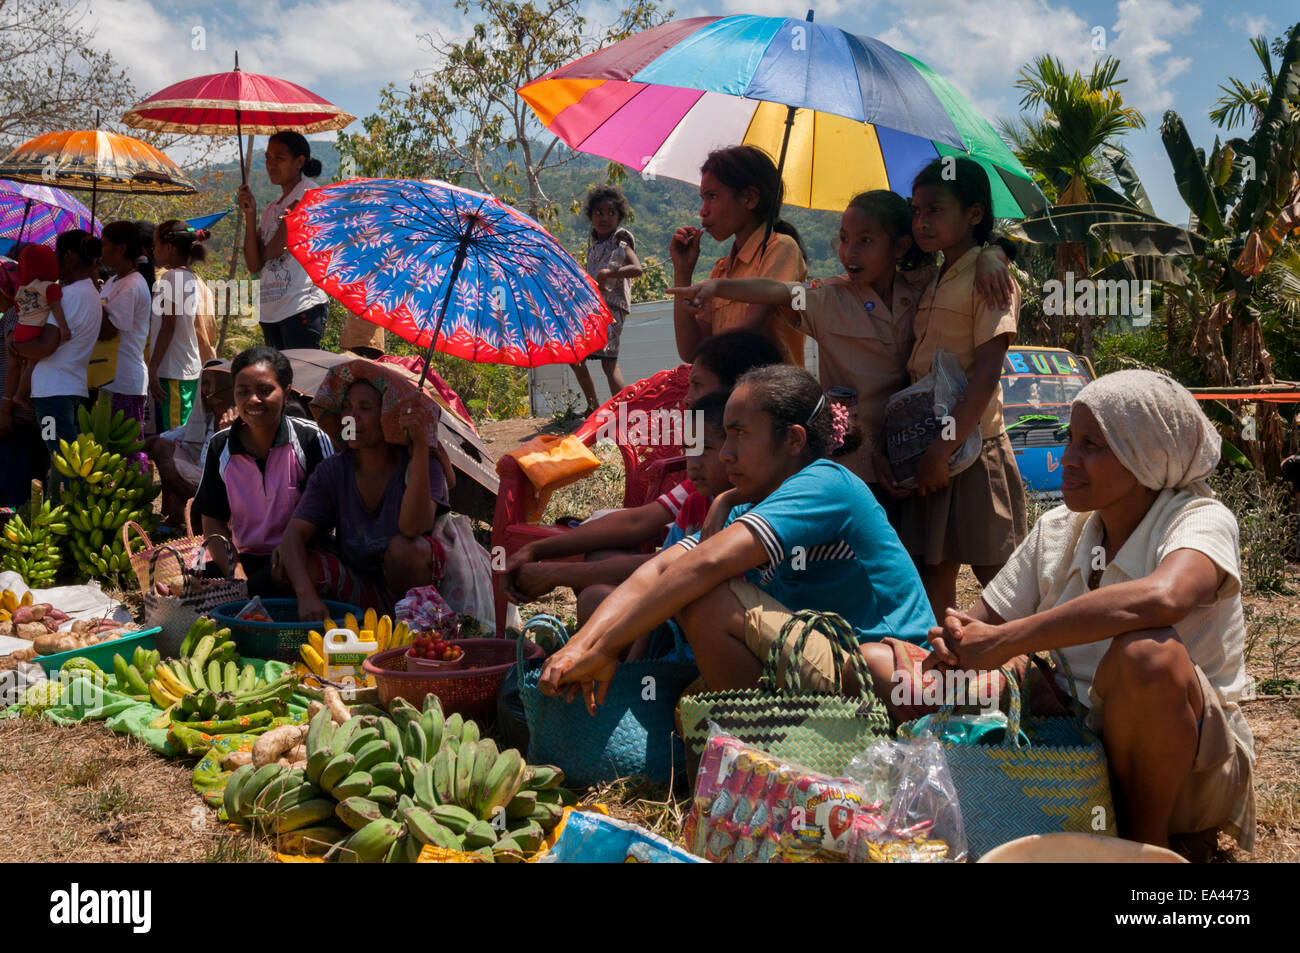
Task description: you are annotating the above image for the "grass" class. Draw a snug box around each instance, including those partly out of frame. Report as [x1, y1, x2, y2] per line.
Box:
[202, 831, 275, 864]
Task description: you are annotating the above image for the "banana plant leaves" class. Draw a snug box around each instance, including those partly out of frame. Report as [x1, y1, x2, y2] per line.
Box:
[1162, 112, 1228, 239]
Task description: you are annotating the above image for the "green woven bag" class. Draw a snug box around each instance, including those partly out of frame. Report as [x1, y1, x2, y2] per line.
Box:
[678, 609, 893, 780]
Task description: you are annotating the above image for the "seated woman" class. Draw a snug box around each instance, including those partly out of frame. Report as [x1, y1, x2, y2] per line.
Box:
[148, 359, 234, 532]
[192, 346, 336, 595]
[501, 330, 783, 602]
[276, 375, 455, 620]
[539, 364, 933, 711]
[914, 370, 1254, 854]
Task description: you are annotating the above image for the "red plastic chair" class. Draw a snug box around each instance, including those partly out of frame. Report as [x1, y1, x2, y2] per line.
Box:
[491, 364, 692, 634]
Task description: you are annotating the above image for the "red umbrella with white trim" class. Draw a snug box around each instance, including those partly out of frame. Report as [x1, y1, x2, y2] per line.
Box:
[122, 52, 355, 185]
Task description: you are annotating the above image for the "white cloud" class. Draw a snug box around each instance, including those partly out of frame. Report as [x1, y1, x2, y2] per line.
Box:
[89, 0, 452, 96]
[234, 0, 451, 87]
[875, 0, 1096, 119]
[87, 0, 212, 96]
[1241, 14, 1270, 37]
[1108, 0, 1200, 113]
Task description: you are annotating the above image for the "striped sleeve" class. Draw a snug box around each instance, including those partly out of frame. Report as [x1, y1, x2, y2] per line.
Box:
[737, 512, 783, 567]
[654, 479, 694, 519]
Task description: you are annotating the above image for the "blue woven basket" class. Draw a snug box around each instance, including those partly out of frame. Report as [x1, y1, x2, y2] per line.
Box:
[906, 653, 1117, 859]
[518, 615, 699, 788]
[211, 598, 362, 663]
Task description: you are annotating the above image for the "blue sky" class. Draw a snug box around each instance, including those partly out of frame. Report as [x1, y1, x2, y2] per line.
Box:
[89, 0, 1297, 224]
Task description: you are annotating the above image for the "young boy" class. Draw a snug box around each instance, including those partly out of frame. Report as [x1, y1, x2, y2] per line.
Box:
[504, 392, 733, 624]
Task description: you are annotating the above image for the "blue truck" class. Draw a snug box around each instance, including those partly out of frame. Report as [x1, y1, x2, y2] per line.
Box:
[1000, 346, 1095, 497]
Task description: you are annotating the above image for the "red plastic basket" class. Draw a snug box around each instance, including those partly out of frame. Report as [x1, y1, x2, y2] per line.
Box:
[363, 638, 544, 723]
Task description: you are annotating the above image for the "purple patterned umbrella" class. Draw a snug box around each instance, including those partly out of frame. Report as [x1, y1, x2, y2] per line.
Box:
[0, 181, 101, 248]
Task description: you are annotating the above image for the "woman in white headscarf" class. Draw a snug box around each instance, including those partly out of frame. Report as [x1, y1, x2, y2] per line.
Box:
[916, 370, 1255, 856]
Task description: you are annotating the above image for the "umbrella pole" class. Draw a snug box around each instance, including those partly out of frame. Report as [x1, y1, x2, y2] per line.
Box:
[417, 239, 471, 391]
[16, 199, 31, 246]
[235, 52, 247, 187]
[762, 10, 813, 253]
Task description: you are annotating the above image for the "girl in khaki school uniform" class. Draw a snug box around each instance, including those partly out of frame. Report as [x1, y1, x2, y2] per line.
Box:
[890, 157, 1028, 624]
[669, 189, 1014, 521]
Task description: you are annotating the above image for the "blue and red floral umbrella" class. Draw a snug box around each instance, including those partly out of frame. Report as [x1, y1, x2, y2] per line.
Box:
[285, 178, 612, 378]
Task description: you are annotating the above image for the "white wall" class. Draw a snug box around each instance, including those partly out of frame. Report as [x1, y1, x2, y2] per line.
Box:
[529, 300, 820, 416]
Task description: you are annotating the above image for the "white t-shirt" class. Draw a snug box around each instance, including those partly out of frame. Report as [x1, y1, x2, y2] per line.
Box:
[150, 268, 202, 381]
[257, 177, 328, 324]
[981, 488, 1254, 761]
[101, 271, 152, 396]
[31, 278, 101, 399]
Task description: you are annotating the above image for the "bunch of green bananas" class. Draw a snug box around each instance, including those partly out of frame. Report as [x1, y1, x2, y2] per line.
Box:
[224, 692, 571, 862]
[0, 482, 70, 587]
[148, 630, 292, 717]
[111, 646, 162, 702]
[77, 400, 147, 457]
[56, 409, 158, 581]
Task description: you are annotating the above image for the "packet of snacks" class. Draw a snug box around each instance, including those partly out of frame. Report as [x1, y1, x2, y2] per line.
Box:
[394, 585, 460, 640]
[685, 724, 874, 863]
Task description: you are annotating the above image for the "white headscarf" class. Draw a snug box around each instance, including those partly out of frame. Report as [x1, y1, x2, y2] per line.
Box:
[1073, 369, 1221, 497]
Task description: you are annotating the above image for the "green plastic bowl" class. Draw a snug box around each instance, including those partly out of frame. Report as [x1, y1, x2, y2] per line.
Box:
[35, 626, 160, 677]
[211, 599, 362, 663]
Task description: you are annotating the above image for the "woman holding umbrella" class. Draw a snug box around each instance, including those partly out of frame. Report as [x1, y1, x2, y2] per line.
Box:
[275, 362, 456, 619]
[670, 146, 808, 368]
[236, 132, 329, 351]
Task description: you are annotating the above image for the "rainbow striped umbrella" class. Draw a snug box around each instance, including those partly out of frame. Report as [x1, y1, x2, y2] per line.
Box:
[519, 14, 1045, 219]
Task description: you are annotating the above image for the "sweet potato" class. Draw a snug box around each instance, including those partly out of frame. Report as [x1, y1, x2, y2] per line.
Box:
[287, 744, 307, 763]
[323, 687, 350, 726]
[252, 724, 309, 768]
[32, 631, 79, 655]
[221, 749, 254, 770]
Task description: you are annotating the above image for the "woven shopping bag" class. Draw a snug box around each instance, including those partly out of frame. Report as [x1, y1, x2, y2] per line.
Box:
[518, 615, 699, 788]
[122, 499, 206, 592]
[902, 653, 1117, 859]
[678, 610, 893, 780]
[143, 536, 247, 657]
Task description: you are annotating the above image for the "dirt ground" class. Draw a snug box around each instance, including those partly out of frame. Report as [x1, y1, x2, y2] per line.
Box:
[1, 415, 1296, 862]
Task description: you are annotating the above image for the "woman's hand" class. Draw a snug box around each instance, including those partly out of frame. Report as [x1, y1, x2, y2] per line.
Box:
[913, 441, 951, 496]
[399, 400, 427, 452]
[666, 279, 719, 316]
[296, 591, 328, 626]
[669, 226, 702, 275]
[237, 184, 257, 217]
[974, 245, 1013, 311]
[594, 267, 615, 284]
[923, 608, 1012, 672]
[539, 637, 621, 715]
[700, 487, 739, 540]
[218, 406, 239, 429]
[872, 450, 911, 499]
[503, 558, 554, 604]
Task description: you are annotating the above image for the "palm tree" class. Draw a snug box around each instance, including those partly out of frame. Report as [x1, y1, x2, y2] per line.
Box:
[999, 55, 1147, 357]
[1209, 34, 1295, 131]
[1093, 23, 1300, 476]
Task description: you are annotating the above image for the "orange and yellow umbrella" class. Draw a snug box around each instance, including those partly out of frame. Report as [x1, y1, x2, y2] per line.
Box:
[0, 129, 197, 220]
